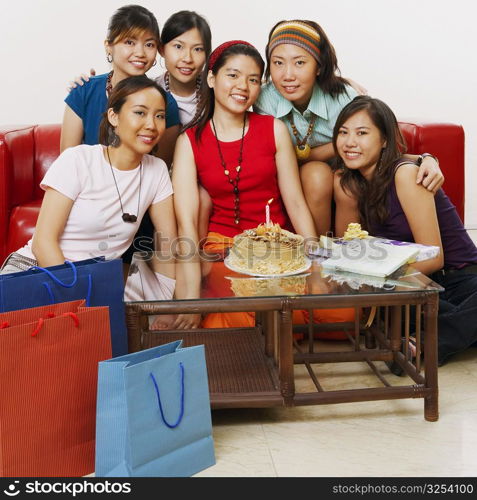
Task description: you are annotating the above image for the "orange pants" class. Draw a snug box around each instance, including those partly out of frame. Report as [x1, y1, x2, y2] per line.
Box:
[201, 232, 356, 339]
[202, 309, 356, 339]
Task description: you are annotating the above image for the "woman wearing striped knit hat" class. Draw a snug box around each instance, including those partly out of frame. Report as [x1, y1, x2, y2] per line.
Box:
[254, 19, 442, 236]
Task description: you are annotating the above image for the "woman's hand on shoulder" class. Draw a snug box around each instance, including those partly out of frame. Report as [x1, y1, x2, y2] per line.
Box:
[416, 155, 444, 193]
[67, 68, 96, 93]
[345, 77, 368, 96]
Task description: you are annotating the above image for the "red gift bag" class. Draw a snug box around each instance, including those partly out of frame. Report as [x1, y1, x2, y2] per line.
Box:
[0, 300, 112, 477]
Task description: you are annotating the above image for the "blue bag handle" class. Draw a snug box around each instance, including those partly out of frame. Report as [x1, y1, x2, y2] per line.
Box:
[41, 273, 93, 307]
[150, 362, 185, 429]
[29, 260, 78, 287]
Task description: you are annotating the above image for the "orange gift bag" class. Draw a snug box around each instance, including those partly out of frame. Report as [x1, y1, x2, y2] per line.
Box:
[0, 300, 112, 477]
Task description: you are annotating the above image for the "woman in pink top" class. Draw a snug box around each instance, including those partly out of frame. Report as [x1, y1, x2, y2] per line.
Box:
[1, 76, 176, 279]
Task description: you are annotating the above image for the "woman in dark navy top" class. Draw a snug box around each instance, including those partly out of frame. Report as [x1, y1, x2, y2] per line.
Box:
[332, 95, 477, 366]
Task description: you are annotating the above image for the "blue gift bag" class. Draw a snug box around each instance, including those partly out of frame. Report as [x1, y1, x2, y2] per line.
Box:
[95, 341, 216, 477]
[0, 258, 127, 356]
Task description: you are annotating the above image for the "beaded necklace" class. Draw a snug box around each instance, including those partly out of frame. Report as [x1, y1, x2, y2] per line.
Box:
[106, 71, 114, 97]
[164, 71, 202, 126]
[288, 114, 317, 161]
[211, 115, 247, 225]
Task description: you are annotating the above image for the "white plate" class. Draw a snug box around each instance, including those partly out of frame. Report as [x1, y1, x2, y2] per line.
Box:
[224, 256, 312, 277]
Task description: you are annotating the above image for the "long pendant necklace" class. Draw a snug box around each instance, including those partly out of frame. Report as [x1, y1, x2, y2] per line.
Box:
[106, 147, 142, 223]
[288, 113, 317, 161]
[211, 115, 246, 225]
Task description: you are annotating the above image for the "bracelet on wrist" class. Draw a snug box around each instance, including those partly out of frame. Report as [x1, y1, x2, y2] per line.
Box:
[417, 152, 439, 167]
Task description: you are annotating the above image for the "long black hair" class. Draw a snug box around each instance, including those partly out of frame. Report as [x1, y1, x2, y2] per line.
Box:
[332, 96, 407, 228]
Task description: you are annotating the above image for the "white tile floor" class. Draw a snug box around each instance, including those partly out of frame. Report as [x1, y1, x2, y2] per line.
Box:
[196, 229, 477, 477]
[196, 349, 477, 477]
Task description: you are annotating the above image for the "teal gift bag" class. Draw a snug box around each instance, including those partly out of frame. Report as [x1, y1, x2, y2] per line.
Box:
[95, 341, 215, 477]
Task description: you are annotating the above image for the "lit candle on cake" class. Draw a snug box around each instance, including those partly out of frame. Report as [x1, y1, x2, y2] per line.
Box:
[265, 198, 274, 226]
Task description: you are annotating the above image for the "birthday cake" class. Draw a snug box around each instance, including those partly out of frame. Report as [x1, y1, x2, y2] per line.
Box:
[227, 223, 306, 275]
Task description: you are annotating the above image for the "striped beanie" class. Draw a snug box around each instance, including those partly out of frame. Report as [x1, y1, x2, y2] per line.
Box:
[267, 21, 321, 62]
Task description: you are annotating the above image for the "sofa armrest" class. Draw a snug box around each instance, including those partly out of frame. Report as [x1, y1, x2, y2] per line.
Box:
[0, 125, 36, 262]
[0, 124, 61, 263]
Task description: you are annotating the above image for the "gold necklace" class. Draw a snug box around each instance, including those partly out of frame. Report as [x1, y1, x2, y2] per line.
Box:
[288, 114, 317, 161]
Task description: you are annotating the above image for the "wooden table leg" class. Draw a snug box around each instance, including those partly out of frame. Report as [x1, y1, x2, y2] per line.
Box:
[424, 293, 439, 422]
[263, 311, 276, 358]
[278, 299, 295, 406]
[390, 305, 402, 353]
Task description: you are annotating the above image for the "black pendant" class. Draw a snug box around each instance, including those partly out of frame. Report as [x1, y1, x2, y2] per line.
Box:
[122, 213, 137, 223]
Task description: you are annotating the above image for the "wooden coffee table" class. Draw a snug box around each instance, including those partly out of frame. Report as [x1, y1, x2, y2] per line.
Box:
[125, 258, 442, 421]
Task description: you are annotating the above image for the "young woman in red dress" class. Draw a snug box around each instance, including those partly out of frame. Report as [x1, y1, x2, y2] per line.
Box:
[172, 40, 354, 329]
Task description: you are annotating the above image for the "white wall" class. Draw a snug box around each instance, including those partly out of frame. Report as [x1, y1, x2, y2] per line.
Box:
[1, 0, 476, 226]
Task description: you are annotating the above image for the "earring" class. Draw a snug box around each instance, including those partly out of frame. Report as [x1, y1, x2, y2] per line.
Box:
[377, 148, 385, 172]
[106, 53, 113, 63]
[152, 59, 157, 67]
[108, 128, 120, 148]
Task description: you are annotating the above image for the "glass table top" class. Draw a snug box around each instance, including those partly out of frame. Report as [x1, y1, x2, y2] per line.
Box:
[124, 252, 444, 304]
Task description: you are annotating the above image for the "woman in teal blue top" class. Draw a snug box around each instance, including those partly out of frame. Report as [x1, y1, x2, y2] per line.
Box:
[61, 4, 180, 167]
[255, 19, 443, 236]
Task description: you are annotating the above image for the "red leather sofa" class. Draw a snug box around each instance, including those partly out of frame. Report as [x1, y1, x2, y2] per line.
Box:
[0, 121, 465, 264]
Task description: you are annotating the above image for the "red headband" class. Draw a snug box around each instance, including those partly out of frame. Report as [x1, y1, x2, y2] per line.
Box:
[208, 40, 253, 70]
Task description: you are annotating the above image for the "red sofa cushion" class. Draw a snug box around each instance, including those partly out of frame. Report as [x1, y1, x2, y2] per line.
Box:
[6, 200, 42, 257]
[399, 121, 465, 222]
